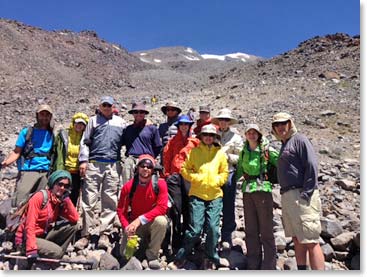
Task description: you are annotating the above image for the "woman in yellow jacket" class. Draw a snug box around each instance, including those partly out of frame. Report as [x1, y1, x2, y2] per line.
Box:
[172, 124, 229, 270]
[54, 112, 89, 206]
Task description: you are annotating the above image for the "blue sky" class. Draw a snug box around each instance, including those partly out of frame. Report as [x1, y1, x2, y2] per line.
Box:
[0, 0, 360, 58]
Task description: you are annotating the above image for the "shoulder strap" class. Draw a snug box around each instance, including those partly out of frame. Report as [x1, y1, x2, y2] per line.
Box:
[152, 173, 159, 195]
[25, 126, 34, 142]
[129, 174, 140, 200]
[40, 189, 48, 209]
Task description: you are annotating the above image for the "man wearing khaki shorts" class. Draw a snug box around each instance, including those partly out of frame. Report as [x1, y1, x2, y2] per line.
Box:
[271, 112, 325, 270]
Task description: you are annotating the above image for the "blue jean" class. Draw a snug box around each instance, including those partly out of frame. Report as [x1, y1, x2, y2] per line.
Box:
[221, 171, 237, 243]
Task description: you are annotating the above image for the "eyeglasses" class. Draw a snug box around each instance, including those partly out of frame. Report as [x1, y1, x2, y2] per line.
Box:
[202, 133, 215, 137]
[218, 118, 231, 122]
[139, 164, 154, 170]
[132, 110, 146, 114]
[56, 181, 70, 188]
[102, 103, 112, 108]
[272, 121, 288, 127]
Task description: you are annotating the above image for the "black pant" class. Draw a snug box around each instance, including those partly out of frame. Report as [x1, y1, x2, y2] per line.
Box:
[166, 173, 190, 251]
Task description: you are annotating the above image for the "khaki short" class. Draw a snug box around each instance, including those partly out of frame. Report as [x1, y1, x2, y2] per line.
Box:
[281, 189, 322, 243]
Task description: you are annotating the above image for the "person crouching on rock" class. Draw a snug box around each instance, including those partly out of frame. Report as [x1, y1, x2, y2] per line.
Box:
[117, 154, 169, 270]
[14, 170, 79, 263]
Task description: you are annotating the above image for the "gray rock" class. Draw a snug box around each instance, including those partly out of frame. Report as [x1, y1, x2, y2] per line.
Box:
[99, 252, 120, 270]
[321, 243, 335, 262]
[121, 256, 143, 270]
[320, 218, 344, 238]
[334, 179, 357, 191]
[330, 232, 355, 251]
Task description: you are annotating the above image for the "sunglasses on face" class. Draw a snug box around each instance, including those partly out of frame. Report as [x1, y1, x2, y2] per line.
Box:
[272, 121, 288, 127]
[202, 133, 215, 138]
[218, 118, 231, 122]
[56, 181, 70, 188]
[139, 164, 154, 169]
[132, 110, 146, 114]
[179, 122, 190, 126]
[102, 103, 112, 108]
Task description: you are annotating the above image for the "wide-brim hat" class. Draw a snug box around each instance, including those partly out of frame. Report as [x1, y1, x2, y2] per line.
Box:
[36, 104, 53, 114]
[161, 101, 182, 115]
[211, 108, 238, 125]
[245, 123, 263, 136]
[272, 112, 292, 124]
[128, 102, 149, 114]
[198, 124, 221, 140]
[199, 105, 210, 113]
[174, 114, 194, 127]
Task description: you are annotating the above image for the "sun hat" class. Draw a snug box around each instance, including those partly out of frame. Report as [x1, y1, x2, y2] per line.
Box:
[128, 102, 150, 114]
[198, 124, 221, 140]
[245, 123, 263, 136]
[199, 105, 210, 113]
[272, 112, 292, 124]
[174, 114, 194, 127]
[36, 104, 53, 114]
[161, 101, 182, 115]
[211, 108, 238, 125]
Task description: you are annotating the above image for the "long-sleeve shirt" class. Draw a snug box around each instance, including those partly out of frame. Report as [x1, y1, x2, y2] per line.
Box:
[15, 190, 79, 255]
[277, 132, 318, 198]
[217, 128, 244, 172]
[117, 178, 168, 229]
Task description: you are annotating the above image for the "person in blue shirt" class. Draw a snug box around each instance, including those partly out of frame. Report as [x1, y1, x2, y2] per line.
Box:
[1, 104, 55, 207]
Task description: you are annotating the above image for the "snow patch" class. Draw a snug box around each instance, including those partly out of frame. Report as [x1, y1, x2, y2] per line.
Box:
[139, 57, 151, 63]
[185, 47, 194, 53]
[201, 52, 250, 62]
[154, 59, 162, 63]
[183, 55, 201, 61]
[140, 53, 147, 56]
[112, 44, 121, 50]
[201, 54, 226, 61]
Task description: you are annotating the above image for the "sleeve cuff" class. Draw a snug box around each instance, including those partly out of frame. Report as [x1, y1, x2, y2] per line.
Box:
[139, 215, 148, 225]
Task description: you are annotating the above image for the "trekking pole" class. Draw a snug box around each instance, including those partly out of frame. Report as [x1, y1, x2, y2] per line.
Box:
[0, 253, 97, 269]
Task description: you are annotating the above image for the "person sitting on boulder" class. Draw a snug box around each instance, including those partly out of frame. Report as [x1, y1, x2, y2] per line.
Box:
[14, 170, 79, 265]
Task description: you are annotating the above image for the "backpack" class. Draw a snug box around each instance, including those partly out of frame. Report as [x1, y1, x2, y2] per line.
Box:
[6, 189, 49, 233]
[19, 126, 55, 170]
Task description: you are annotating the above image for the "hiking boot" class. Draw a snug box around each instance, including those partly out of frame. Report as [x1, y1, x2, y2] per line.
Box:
[74, 237, 89, 250]
[201, 258, 215, 270]
[148, 259, 161, 270]
[98, 234, 111, 249]
[218, 257, 230, 267]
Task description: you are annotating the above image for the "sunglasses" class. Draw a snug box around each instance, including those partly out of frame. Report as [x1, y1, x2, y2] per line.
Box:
[56, 181, 70, 188]
[102, 103, 112, 108]
[179, 122, 190, 126]
[202, 133, 216, 137]
[218, 118, 231, 122]
[132, 110, 146, 114]
[272, 121, 288, 127]
[139, 164, 154, 169]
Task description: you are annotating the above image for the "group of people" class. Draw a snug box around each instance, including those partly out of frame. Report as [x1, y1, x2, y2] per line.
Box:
[0, 95, 325, 270]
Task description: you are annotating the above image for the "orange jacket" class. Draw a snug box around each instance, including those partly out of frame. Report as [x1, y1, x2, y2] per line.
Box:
[163, 131, 200, 177]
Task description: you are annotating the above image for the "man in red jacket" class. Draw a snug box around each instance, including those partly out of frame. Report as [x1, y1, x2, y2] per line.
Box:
[14, 170, 79, 267]
[117, 154, 168, 270]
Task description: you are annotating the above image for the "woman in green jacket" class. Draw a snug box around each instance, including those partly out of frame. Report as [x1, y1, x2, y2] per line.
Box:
[54, 112, 89, 206]
[235, 124, 279, 270]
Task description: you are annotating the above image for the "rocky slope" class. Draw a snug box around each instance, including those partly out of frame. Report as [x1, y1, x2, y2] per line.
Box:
[0, 18, 360, 270]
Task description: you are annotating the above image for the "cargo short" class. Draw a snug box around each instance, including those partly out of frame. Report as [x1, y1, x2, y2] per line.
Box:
[281, 188, 322, 243]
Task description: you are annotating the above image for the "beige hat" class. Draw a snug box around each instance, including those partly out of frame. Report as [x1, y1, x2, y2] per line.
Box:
[245, 123, 263, 136]
[198, 124, 221, 140]
[128, 102, 149, 114]
[211, 108, 238, 125]
[161, 101, 182, 115]
[36, 104, 53, 114]
[272, 112, 292, 124]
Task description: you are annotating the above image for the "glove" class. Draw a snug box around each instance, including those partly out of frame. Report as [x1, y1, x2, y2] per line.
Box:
[26, 252, 39, 265]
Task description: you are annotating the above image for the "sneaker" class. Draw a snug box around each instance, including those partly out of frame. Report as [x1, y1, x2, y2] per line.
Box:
[74, 237, 89, 250]
[98, 234, 111, 249]
[148, 259, 161, 270]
